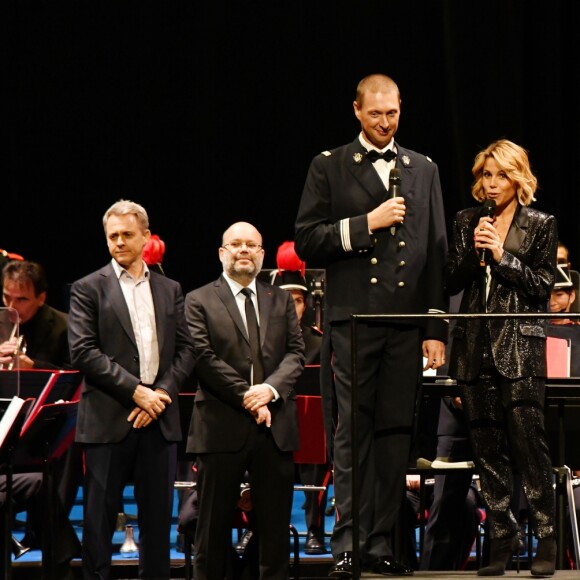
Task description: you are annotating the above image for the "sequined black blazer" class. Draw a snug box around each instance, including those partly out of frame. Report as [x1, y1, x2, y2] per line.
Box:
[445, 204, 558, 381]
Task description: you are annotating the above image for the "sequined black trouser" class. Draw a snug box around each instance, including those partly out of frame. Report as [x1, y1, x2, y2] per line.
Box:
[459, 342, 555, 540]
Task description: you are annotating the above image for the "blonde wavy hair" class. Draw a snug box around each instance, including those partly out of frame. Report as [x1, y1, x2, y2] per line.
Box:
[471, 139, 537, 206]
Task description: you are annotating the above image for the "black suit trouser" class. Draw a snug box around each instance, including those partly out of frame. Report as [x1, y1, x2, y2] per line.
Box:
[327, 322, 422, 561]
[194, 424, 294, 580]
[82, 423, 177, 580]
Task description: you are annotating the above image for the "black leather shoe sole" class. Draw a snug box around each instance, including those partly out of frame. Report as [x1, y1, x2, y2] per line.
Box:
[367, 558, 414, 576]
[328, 566, 352, 578]
[305, 536, 327, 554]
[329, 552, 353, 578]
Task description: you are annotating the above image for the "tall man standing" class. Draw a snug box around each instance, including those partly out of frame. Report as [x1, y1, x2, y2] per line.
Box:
[185, 222, 304, 580]
[68, 199, 196, 579]
[295, 73, 448, 577]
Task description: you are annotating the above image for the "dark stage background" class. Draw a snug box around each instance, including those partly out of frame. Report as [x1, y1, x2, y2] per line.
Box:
[3, 0, 579, 311]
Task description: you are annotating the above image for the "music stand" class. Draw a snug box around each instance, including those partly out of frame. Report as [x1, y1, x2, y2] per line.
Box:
[0, 369, 82, 404]
[1, 397, 33, 580]
[19, 371, 82, 435]
[13, 400, 79, 578]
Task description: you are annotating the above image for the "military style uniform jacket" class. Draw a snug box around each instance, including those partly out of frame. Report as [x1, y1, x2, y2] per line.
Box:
[295, 137, 448, 341]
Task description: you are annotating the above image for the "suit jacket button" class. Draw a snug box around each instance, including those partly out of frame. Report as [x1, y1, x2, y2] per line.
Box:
[370, 278, 378, 284]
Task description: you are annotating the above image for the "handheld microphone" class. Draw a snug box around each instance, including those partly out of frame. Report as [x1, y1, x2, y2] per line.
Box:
[479, 199, 497, 266]
[389, 167, 402, 236]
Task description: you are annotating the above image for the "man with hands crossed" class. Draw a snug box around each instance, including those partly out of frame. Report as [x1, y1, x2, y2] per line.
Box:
[184, 221, 305, 580]
[68, 199, 196, 580]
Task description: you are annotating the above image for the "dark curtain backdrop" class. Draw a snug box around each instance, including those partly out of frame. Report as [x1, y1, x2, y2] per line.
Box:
[3, 0, 579, 311]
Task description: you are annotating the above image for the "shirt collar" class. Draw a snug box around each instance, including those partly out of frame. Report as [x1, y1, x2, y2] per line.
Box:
[358, 132, 396, 154]
[111, 259, 150, 281]
[222, 272, 258, 297]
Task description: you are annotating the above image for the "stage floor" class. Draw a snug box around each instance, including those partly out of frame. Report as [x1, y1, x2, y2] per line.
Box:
[8, 484, 577, 579]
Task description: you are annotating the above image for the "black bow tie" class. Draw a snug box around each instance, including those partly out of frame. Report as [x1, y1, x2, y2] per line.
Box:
[366, 149, 397, 163]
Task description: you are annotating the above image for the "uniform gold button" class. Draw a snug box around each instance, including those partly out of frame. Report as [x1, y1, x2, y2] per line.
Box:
[398, 281, 405, 287]
[370, 278, 378, 284]
[371, 258, 378, 265]
[398, 241, 406, 248]
[399, 260, 406, 267]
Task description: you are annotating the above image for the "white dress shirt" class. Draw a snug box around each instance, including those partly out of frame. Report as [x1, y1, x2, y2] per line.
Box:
[222, 272, 279, 399]
[112, 259, 159, 385]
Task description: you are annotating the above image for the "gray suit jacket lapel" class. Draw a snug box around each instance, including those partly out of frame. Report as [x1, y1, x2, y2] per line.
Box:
[216, 275, 250, 345]
[256, 280, 274, 348]
[102, 264, 137, 347]
[150, 274, 166, 352]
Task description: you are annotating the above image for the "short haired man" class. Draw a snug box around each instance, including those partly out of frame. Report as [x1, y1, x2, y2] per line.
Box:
[295, 73, 448, 576]
[68, 199, 196, 579]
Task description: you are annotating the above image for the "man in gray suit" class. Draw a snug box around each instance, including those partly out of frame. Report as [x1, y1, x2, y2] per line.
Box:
[185, 221, 305, 580]
[68, 199, 196, 580]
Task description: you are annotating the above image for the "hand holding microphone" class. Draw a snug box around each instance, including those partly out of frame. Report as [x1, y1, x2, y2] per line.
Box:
[366, 168, 405, 233]
[477, 199, 497, 266]
[389, 168, 402, 236]
[367, 168, 406, 236]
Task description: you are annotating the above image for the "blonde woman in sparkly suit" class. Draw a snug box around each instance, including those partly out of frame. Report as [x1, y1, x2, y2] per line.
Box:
[445, 139, 558, 576]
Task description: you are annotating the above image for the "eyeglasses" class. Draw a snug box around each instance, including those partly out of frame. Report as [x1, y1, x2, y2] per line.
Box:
[222, 241, 263, 253]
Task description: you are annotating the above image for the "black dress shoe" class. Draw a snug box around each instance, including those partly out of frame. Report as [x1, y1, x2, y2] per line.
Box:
[367, 556, 414, 576]
[234, 528, 253, 555]
[329, 551, 353, 578]
[325, 496, 336, 516]
[11, 536, 31, 560]
[305, 529, 327, 555]
[19, 531, 40, 550]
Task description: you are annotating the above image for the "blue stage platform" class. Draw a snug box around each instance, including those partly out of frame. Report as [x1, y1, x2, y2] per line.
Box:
[10, 483, 337, 576]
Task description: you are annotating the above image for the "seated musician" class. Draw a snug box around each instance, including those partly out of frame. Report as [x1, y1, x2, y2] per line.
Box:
[1, 259, 80, 577]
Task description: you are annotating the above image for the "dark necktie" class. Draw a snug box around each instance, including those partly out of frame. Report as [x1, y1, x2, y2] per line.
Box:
[241, 287, 264, 385]
[366, 149, 397, 163]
